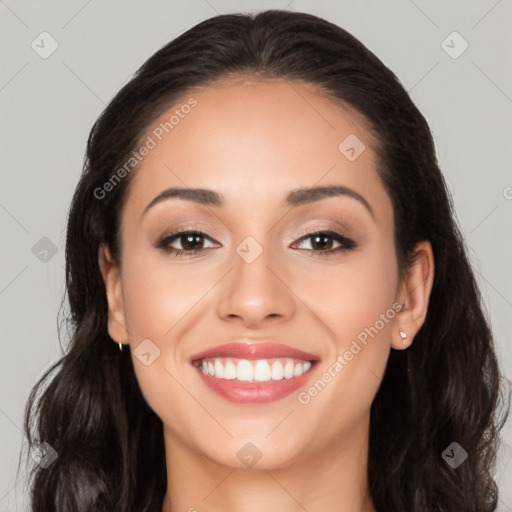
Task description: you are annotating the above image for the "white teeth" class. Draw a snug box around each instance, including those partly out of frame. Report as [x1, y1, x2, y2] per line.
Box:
[224, 361, 237, 380]
[284, 360, 294, 379]
[236, 359, 253, 381]
[253, 360, 271, 381]
[197, 357, 314, 382]
[214, 360, 224, 379]
[271, 361, 284, 380]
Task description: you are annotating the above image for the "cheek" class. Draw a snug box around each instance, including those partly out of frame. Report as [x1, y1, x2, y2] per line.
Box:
[295, 236, 398, 424]
[296, 234, 398, 348]
[119, 249, 226, 376]
[338, 253, 397, 344]
[119, 254, 211, 438]
[121, 253, 214, 342]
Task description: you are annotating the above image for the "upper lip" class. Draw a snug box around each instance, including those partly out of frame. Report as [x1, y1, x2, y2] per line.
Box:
[190, 340, 320, 362]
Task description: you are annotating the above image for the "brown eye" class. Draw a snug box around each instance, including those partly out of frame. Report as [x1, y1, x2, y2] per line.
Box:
[177, 233, 205, 251]
[292, 230, 356, 255]
[156, 230, 219, 256]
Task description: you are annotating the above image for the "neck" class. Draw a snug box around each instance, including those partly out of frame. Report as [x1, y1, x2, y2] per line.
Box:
[161, 414, 376, 512]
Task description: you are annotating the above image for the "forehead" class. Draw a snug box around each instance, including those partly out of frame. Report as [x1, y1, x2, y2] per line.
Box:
[122, 78, 391, 225]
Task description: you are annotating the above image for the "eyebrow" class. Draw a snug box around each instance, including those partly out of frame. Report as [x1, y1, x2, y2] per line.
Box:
[142, 185, 374, 218]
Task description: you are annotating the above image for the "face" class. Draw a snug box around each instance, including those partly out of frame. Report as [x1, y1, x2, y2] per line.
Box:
[101, 78, 419, 470]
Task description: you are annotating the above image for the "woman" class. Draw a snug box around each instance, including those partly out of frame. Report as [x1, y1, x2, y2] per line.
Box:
[22, 10, 509, 512]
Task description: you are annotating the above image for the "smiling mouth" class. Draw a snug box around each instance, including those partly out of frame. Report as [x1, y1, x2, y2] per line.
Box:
[193, 357, 316, 383]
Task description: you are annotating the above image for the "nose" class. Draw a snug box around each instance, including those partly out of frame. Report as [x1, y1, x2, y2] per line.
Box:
[216, 241, 297, 329]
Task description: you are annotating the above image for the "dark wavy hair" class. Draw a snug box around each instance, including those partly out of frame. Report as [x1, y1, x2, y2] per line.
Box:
[20, 9, 509, 512]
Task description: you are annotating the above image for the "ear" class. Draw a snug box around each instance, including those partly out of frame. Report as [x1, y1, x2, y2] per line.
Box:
[98, 244, 129, 346]
[391, 240, 434, 350]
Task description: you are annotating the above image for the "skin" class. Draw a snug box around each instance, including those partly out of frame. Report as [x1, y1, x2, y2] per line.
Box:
[99, 78, 434, 512]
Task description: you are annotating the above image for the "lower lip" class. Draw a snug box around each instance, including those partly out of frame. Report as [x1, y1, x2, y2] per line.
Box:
[194, 363, 317, 404]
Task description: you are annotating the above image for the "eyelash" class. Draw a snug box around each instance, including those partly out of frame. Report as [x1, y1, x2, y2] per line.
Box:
[156, 226, 357, 258]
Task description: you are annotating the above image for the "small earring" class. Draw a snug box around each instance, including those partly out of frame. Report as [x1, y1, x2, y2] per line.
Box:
[118, 342, 123, 352]
[399, 331, 408, 345]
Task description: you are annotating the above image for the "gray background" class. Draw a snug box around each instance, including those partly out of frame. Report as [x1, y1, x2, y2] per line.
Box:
[1, 0, 511, 510]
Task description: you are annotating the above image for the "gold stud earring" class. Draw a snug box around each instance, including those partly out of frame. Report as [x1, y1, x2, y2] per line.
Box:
[119, 342, 123, 352]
